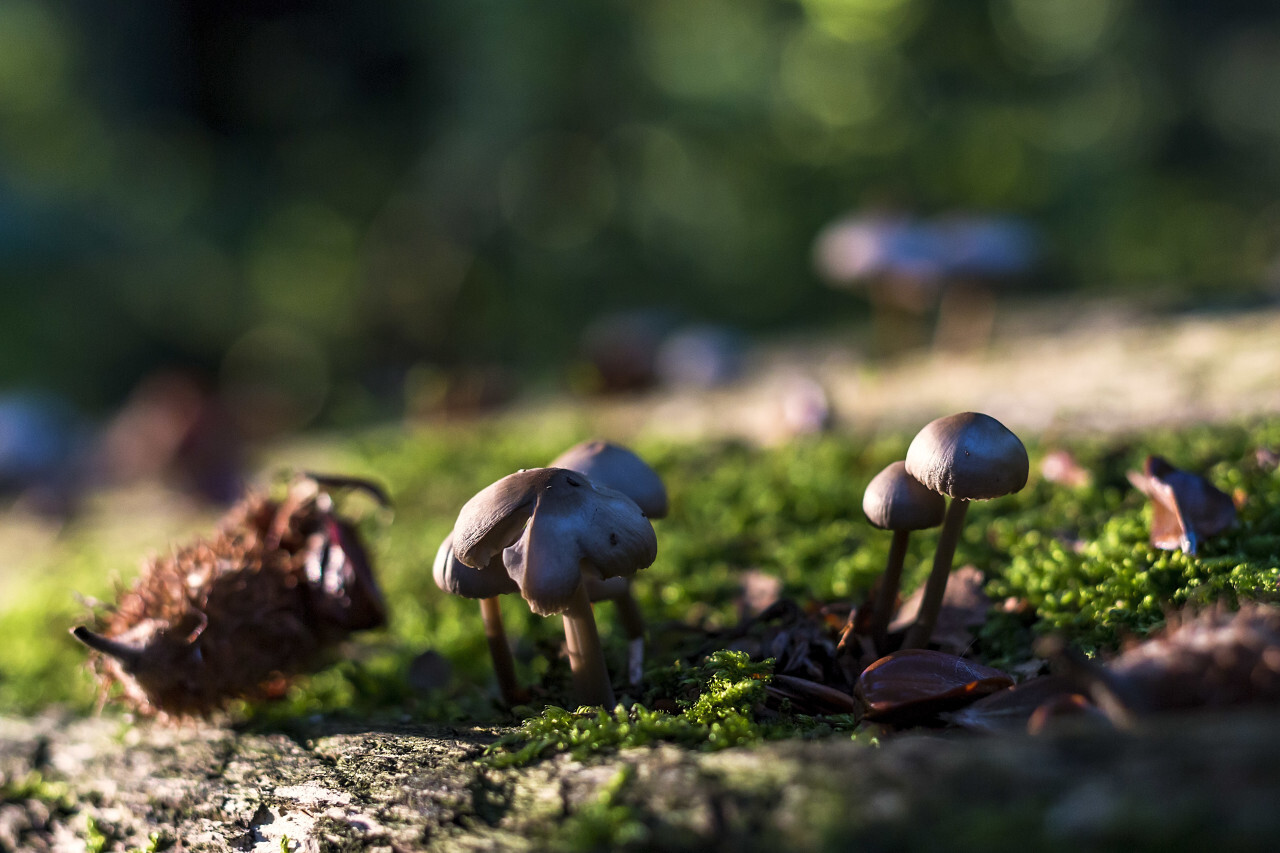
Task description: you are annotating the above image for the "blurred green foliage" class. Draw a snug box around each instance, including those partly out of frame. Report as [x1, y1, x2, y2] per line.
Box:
[5, 415, 1280, 725]
[4, 2, 1280, 412]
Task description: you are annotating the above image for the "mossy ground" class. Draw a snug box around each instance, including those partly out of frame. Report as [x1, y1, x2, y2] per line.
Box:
[3, 415, 1279, 755]
[2, 410, 1280, 850]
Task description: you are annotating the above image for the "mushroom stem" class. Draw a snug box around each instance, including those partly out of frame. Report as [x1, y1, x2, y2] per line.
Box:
[478, 597, 525, 706]
[70, 626, 144, 670]
[871, 529, 911, 655]
[902, 498, 969, 650]
[562, 584, 616, 707]
[612, 583, 647, 687]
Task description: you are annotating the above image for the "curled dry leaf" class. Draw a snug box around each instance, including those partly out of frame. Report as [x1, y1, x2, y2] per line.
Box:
[1092, 603, 1280, 720]
[736, 569, 783, 620]
[1040, 449, 1092, 489]
[888, 565, 991, 655]
[72, 474, 389, 718]
[1126, 455, 1236, 555]
[856, 649, 1014, 723]
[766, 673, 859, 715]
[940, 675, 1094, 734]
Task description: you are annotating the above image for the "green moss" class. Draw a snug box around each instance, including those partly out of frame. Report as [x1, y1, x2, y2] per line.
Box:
[552, 765, 651, 852]
[0, 771, 72, 807]
[484, 651, 774, 768]
[9, 413, 1280, 734]
[85, 815, 109, 853]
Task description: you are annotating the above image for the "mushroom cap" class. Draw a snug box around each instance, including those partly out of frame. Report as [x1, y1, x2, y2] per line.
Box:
[453, 468, 657, 616]
[862, 461, 946, 531]
[433, 531, 519, 599]
[434, 530, 628, 602]
[905, 412, 1028, 500]
[549, 440, 668, 519]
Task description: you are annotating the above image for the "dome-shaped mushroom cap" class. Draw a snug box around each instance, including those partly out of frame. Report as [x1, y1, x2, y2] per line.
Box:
[453, 467, 657, 616]
[433, 532, 519, 599]
[905, 412, 1028, 500]
[550, 440, 668, 519]
[863, 461, 946, 530]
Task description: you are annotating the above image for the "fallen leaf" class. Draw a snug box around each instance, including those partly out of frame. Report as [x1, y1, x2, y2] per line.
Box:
[856, 649, 1014, 723]
[1042, 604, 1280, 725]
[1126, 455, 1236, 555]
[941, 675, 1090, 734]
[1040, 449, 1092, 488]
[736, 569, 783, 619]
[889, 565, 990, 654]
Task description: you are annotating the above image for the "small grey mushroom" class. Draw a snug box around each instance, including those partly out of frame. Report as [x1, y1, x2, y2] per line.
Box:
[433, 532, 523, 705]
[453, 467, 657, 706]
[550, 440, 669, 519]
[902, 412, 1027, 650]
[432, 531, 646, 706]
[550, 440, 667, 684]
[862, 461, 946, 654]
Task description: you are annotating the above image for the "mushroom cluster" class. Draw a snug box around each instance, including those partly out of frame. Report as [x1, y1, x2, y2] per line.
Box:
[434, 441, 666, 708]
[862, 412, 1027, 652]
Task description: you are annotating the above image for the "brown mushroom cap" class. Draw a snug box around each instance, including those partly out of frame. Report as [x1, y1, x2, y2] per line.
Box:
[863, 461, 946, 530]
[433, 531, 519, 599]
[550, 440, 669, 519]
[453, 467, 657, 616]
[905, 412, 1028, 500]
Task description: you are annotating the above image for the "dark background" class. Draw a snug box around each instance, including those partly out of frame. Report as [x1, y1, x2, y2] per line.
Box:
[4, 0, 1280, 426]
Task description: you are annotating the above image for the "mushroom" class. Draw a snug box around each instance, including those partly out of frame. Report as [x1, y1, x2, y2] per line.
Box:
[902, 412, 1027, 650]
[549, 440, 668, 685]
[861, 461, 946, 655]
[433, 527, 641, 705]
[433, 532, 524, 705]
[452, 467, 657, 707]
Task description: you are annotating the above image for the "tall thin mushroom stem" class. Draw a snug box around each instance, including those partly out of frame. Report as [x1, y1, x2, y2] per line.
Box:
[902, 498, 969, 650]
[562, 584, 616, 708]
[871, 529, 911, 655]
[478, 597, 525, 706]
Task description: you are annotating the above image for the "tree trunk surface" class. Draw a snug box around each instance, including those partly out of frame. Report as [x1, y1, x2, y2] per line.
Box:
[2, 710, 1279, 851]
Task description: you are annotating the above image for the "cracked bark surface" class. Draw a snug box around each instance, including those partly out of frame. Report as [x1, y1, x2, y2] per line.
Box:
[3, 710, 1280, 851]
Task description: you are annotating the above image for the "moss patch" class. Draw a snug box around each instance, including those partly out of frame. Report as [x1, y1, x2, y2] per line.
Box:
[5, 416, 1280, 736]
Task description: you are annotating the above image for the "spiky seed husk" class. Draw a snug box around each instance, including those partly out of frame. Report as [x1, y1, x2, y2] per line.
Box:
[78, 483, 386, 718]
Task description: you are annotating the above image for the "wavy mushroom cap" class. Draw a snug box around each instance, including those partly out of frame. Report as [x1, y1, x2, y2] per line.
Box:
[434, 530, 630, 602]
[550, 440, 668, 519]
[905, 412, 1028, 501]
[863, 461, 946, 531]
[433, 532, 519, 599]
[453, 468, 657, 616]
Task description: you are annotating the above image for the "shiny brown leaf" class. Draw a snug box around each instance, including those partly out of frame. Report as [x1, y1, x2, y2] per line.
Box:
[856, 649, 1014, 722]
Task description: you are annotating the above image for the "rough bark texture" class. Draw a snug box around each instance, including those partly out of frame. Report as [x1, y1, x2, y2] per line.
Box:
[3, 710, 1280, 851]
